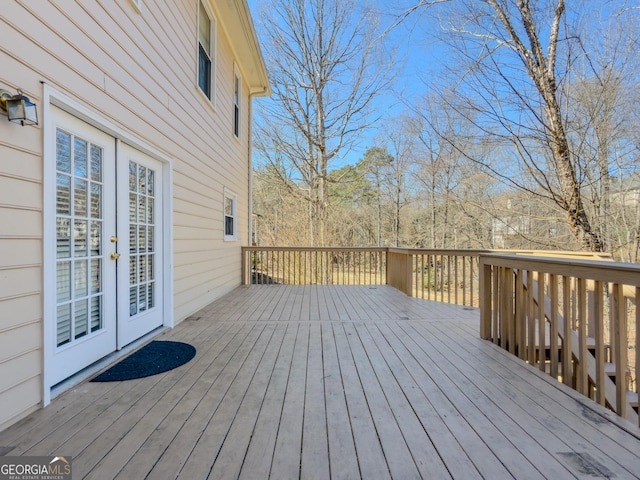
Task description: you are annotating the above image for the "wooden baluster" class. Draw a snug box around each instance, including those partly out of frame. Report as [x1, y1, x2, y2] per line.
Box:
[454, 256, 459, 305]
[538, 272, 546, 372]
[612, 283, 627, 418]
[470, 258, 475, 308]
[493, 266, 500, 346]
[421, 255, 425, 299]
[549, 274, 559, 379]
[479, 258, 492, 340]
[440, 255, 445, 303]
[463, 256, 467, 306]
[562, 276, 573, 388]
[527, 270, 535, 365]
[593, 280, 605, 406]
[499, 266, 506, 347]
[427, 255, 432, 301]
[505, 268, 515, 354]
[516, 269, 525, 360]
[447, 256, 452, 304]
[577, 278, 588, 394]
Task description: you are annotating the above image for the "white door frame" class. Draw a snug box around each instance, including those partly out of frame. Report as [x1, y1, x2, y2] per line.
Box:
[42, 84, 174, 405]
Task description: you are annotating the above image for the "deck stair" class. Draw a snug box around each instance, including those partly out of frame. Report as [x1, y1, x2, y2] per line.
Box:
[524, 271, 639, 425]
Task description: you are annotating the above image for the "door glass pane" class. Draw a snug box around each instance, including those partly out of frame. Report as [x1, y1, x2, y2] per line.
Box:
[55, 128, 105, 348]
[74, 179, 87, 216]
[74, 138, 87, 177]
[57, 262, 71, 302]
[129, 162, 137, 192]
[56, 218, 71, 258]
[74, 260, 88, 297]
[128, 160, 155, 317]
[75, 299, 88, 339]
[138, 195, 146, 223]
[129, 286, 137, 316]
[90, 183, 102, 218]
[57, 304, 71, 346]
[147, 170, 154, 196]
[90, 145, 102, 182]
[139, 284, 147, 312]
[130, 256, 137, 284]
[90, 221, 101, 256]
[138, 165, 147, 192]
[56, 174, 71, 215]
[91, 259, 101, 294]
[139, 256, 147, 282]
[129, 193, 137, 222]
[74, 220, 87, 257]
[130, 225, 137, 254]
[56, 130, 71, 173]
[138, 226, 146, 253]
[91, 296, 102, 332]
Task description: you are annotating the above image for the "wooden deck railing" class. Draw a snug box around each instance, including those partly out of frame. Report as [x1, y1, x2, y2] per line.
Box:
[480, 254, 640, 426]
[243, 246, 637, 422]
[242, 246, 604, 305]
[241, 247, 387, 286]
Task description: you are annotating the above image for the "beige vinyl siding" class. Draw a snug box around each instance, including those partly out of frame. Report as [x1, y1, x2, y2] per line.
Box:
[0, 126, 43, 429]
[0, 0, 259, 430]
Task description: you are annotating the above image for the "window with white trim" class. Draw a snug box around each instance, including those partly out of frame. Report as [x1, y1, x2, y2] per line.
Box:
[198, 1, 216, 102]
[224, 190, 237, 241]
[233, 66, 241, 138]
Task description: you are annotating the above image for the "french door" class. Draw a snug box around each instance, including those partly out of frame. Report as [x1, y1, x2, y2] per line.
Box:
[48, 107, 164, 386]
[116, 143, 164, 348]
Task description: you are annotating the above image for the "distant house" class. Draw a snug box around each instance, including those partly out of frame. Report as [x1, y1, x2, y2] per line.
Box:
[611, 173, 640, 208]
[0, 0, 269, 431]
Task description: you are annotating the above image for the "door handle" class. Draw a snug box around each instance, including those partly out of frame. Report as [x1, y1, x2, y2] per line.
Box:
[110, 252, 121, 261]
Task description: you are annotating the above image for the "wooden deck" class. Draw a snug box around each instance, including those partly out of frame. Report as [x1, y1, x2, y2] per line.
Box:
[2, 285, 640, 479]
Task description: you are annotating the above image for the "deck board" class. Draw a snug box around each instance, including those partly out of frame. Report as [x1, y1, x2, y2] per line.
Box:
[1, 285, 640, 479]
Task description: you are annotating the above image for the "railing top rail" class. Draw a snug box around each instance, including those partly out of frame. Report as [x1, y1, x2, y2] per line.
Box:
[245, 246, 611, 261]
[479, 253, 640, 285]
[387, 248, 610, 258]
[242, 246, 388, 252]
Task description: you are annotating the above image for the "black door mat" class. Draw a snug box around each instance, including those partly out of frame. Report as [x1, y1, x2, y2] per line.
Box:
[91, 340, 196, 382]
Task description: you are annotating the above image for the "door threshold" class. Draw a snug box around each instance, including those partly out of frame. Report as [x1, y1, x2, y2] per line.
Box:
[50, 326, 169, 400]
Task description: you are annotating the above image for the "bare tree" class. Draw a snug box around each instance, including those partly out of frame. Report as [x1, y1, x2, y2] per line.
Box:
[399, 0, 640, 252]
[253, 0, 391, 246]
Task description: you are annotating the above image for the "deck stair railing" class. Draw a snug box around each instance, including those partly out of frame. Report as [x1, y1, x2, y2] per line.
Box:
[479, 254, 640, 426]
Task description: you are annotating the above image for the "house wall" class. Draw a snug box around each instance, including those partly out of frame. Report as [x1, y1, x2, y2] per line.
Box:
[0, 0, 255, 431]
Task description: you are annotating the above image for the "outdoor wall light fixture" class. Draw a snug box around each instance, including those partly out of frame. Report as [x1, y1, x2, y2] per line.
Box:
[0, 89, 38, 126]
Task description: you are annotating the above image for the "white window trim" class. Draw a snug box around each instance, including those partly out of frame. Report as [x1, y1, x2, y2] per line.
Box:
[197, 0, 217, 108]
[233, 64, 241, 140]
[224, 189, 238, 241]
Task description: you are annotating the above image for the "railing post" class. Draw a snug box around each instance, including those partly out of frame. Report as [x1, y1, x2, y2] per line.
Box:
[241, 247, 247, 285]
[479, 256, 492, 340]
[386, 249, 413, 296]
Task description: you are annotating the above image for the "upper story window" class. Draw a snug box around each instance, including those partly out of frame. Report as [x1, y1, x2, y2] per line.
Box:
[198, 1, 216, 102]
[224, 190, 237, 241]
[233, 66, 241, 138]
